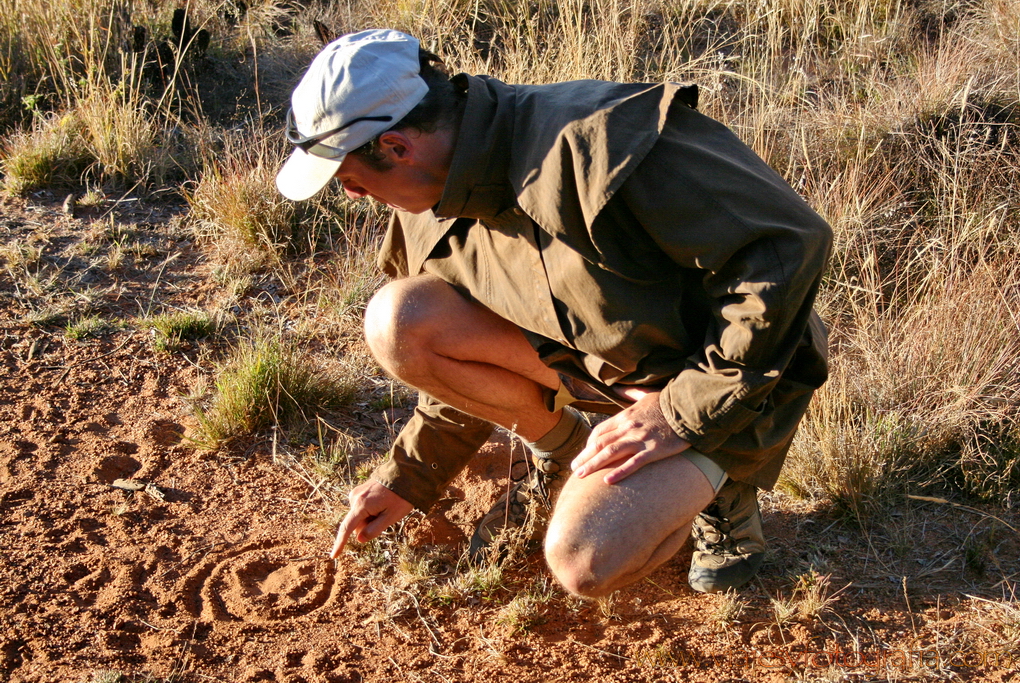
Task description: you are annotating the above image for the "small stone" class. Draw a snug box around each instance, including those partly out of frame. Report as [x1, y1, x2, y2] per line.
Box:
[112, 478, 146, 492]
[144, 483, 166, 502]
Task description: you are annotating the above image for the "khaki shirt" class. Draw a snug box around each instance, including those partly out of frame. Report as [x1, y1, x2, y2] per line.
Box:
[372, 74, 832, 511]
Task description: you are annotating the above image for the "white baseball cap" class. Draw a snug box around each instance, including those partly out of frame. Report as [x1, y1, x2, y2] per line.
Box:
[275, 29, 430, 201]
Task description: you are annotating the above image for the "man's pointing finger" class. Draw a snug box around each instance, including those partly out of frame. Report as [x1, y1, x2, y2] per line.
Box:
[330, 511, 365, 559]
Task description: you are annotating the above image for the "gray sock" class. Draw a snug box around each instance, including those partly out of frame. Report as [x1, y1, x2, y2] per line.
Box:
[527, 406, 591, 468]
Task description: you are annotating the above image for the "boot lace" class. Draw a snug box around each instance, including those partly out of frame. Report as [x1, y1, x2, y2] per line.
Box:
[693, 505, 735, 555]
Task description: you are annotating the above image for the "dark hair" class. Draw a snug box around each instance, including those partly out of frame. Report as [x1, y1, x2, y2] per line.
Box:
[348, 48, 466, 170]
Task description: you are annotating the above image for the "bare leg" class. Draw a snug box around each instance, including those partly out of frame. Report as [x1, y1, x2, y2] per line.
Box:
[363, 274, 560, 440]
[544, 455, 715, 598]
[366, 274, 713, 597]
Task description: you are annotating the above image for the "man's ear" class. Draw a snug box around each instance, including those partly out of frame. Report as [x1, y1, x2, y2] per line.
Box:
[376, 130, 415, 163]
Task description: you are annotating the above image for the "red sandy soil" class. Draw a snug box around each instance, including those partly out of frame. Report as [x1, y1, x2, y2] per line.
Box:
[2, 196, 1019, 682]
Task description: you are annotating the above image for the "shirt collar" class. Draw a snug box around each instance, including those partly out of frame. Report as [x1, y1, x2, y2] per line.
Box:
[434, 74, 517, 220]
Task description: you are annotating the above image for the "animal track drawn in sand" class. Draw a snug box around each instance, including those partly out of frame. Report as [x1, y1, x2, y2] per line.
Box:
[182, 541, 341, 622]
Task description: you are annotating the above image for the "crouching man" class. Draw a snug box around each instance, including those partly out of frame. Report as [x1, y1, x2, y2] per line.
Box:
[275, 30, 832, 597]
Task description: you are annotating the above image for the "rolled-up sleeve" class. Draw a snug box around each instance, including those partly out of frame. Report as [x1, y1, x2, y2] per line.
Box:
[371, 392, 494, 512]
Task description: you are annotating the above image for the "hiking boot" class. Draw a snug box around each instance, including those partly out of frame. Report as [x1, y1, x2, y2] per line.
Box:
[468, 453, 568, 562]
[688, 479, 765, 593]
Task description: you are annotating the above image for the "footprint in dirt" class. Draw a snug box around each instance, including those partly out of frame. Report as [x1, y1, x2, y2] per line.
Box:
[63, 564, 112, 607]
[143, 419, 184, 447]
[92, 454, 142, 483]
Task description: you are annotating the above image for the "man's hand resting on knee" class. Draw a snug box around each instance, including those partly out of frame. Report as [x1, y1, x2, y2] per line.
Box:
[330, 481, 414, 558]
[570, 391, 690, 485]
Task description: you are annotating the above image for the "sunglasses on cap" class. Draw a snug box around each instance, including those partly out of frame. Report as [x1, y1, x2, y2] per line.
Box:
[285, 108, 393, 159]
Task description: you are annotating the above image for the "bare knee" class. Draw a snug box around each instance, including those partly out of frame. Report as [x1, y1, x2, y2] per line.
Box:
[544, 499, 692, 599]
[544, 523, 616, 599]
[363, 276, 453, 380]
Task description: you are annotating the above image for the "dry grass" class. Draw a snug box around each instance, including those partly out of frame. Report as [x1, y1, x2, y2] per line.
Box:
[75, 85, 173, 187]
[768, 571, 840, 629]
[970, 594, 1020, 648]
[65, 314, 116, 340]
[0, 239, 45, 275]
[711, 587, 748, 631]
[0, 0, 256, 193]
[495, 576, 557, 634]
[186, 135, 300, 273]
[2, 0, 1019, 629]
[0, 113, 92, 194]
[791, 571, 840, 621]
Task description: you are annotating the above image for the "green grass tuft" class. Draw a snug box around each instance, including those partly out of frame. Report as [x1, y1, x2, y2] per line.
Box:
[1, 113, 91, 195]
[143, 309, 217, 353]
[191, 333, 357, 449]
[65, 315, 114, 340]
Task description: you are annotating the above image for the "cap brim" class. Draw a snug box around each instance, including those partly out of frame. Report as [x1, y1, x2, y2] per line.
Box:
[275, 147, 344, 201]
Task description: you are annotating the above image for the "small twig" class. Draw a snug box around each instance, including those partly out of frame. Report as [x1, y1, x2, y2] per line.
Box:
[397, 589, 442, 650]
[915, 556, 958, 578]
[158, 540, 225, 578]
[476, 624, 505, 660]
[96, 180, 144, 222]
[428, 643, 462, 660]
[643, 576, 679, 598]
[276, 497, 313, 506]
[902, 576, 918, 638]
[386, 656, 408, 679]
[143, 251, 182, 318]
[167, 620, 199, 680]
[964, 593, 1011, 605]
[139, 618, 183, 634]
[906, 494, 1020, 536]
[567, 638, 632, 661]
[52, 337, 132, 386]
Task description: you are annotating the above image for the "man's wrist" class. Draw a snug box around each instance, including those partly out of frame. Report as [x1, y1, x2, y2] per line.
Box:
[369, 471, 434, 513]
[657, 390, 705, 452]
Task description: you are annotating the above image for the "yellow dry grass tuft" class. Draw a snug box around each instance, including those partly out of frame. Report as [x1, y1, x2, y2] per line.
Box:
[1, 114, 91, 195]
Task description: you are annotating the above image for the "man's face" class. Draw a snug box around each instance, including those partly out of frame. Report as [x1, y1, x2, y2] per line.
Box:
[333, 154, 439, 214]
[333, 128, 453, 214]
